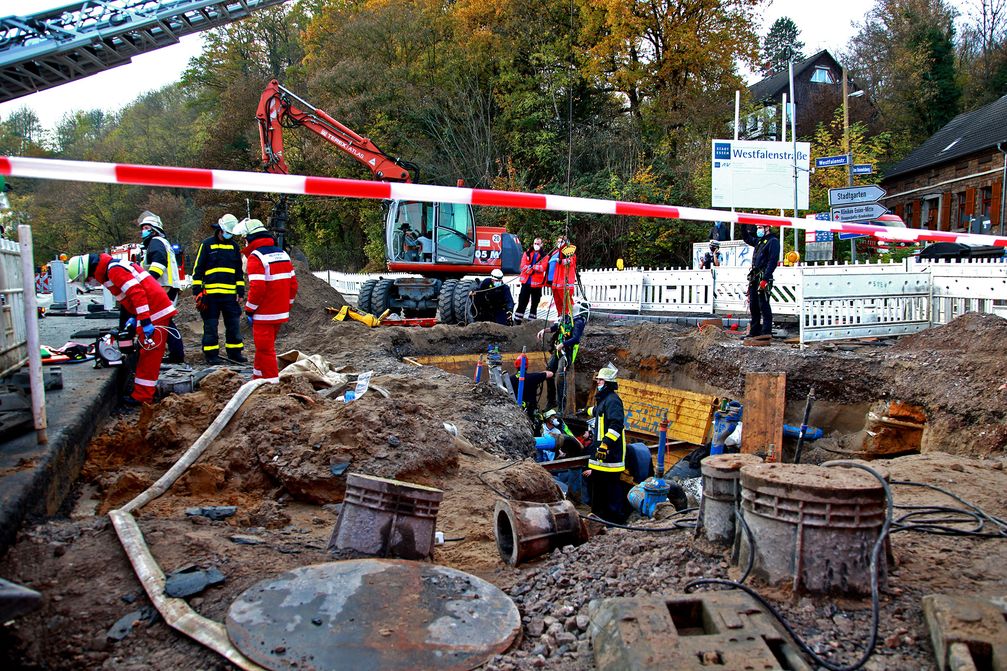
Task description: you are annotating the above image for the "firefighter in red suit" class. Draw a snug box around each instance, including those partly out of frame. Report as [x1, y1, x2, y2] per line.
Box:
[233, 218, 298, 382]
[67, 253, 177, 405]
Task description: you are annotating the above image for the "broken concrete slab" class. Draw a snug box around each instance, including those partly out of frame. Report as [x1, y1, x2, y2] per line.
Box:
[163, 566, 225, 598]
[184, 505, 237, 521]
[589, 589, 810, 671]
[923, 594, 1007, 671]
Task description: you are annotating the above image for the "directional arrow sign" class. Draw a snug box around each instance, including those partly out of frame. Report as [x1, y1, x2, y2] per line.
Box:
[830, 203, 889, 222]
[852, 164, 874, 176]
[815, 155, 849, 168]
[828, 184, 887, 207]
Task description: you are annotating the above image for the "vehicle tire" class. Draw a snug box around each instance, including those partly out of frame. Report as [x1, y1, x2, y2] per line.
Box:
[357, 279, 378, 314]
[438, 279, 458, 324]
[371, 278, 396, 315]
[453, 279, 479, 325]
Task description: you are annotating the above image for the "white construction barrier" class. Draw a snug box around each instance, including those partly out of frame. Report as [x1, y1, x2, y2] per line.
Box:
[0, 237, 28, 378]
[315, 256, 1007, 344]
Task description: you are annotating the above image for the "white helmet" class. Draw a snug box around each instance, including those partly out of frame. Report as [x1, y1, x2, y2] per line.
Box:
[594, 363, 618, 382]
[216, 213, 239, 233]
[490, 268, 504, 280]
[233, 218, 267, 236]
[573, 299, 591, 319]
[137, 211, 164, 236]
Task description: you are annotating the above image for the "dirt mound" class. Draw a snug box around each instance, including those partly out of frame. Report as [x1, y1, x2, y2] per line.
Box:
[893, 312, 1007, 352]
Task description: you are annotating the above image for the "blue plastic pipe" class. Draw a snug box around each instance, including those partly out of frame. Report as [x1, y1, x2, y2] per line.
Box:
[516, 346, 527, 407]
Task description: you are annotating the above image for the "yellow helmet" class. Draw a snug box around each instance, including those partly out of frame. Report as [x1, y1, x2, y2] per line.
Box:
[66, 255, 89, 282]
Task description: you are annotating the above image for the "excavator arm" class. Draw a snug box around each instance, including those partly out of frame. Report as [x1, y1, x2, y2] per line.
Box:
[256, 79, 418, 183]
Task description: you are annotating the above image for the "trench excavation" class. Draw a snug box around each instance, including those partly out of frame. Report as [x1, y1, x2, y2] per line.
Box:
[3, 270, 1006, 670]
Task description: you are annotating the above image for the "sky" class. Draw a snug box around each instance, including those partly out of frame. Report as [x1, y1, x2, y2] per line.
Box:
[0, 0, 971, 132]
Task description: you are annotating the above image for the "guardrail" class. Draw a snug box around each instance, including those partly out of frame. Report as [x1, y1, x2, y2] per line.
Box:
[313, 256, 1007, 343]
[0, 237, 28, 378]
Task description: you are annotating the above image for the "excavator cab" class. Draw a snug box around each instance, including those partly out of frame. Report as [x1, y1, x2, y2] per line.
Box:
[386, 200, 475, 266]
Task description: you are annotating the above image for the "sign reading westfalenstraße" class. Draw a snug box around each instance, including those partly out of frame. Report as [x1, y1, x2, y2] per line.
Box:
[711, 140, 810, 210]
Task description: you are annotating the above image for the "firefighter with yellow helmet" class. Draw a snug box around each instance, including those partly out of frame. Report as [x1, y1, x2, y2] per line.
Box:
[582, 364, 631, 524]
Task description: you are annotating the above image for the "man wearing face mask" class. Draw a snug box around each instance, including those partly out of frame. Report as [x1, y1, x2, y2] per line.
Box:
[547, 235, 578, 317]
[472, 268, 514, 325]
[515, 238, 548, 323]
[582, 365, 631, 524]
[741, 223, 780, 341]
[191, 214, 247, 364]
[699, 240, 721, 270]
[136, 211, 185, 363]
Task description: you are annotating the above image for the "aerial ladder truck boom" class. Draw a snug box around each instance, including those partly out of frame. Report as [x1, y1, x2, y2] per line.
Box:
[254, 80, 521, 324]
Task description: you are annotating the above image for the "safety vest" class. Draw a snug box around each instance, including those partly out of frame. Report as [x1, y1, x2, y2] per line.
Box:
[143, 235, 182, 289]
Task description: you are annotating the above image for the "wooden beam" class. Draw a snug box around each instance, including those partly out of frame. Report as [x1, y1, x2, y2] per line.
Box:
[741, 372, 786, 463]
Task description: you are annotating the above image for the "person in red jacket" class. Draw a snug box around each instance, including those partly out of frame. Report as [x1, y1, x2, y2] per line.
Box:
[515, 237, 547, 323]
[67, 252, 177, 405]
[233, 218, 298, 383]
[547, 235, 578, 318]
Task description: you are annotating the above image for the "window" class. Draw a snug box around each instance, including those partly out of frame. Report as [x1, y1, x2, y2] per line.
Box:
[434, 203, 475, 261]
[810, 66, 835, 84]
[952, 191, 968, 231]
[904, 201, 914, 226]
[979, 186, 993, 217]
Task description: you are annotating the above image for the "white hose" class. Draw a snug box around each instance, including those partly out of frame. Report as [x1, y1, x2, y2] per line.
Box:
[109, 377, 270, 669]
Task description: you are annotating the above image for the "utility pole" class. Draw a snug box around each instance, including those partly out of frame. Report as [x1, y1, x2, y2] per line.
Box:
[789, 57, 799, 258]
[999, 142, 1006, 237]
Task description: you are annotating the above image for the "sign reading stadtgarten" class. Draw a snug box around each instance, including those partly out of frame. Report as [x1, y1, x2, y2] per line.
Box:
[711, 140, 810, 210]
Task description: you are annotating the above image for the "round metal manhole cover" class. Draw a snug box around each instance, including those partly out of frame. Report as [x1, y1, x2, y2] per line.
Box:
[226, 559, 521, 671]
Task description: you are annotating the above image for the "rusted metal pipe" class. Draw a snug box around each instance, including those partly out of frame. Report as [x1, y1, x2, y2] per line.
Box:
[494, 499, 587, 565]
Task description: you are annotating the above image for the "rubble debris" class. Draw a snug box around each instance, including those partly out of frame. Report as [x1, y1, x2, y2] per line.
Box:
[163, 565, 226, 598]
[184, 505, 237, 521]
[0, 578, 42, 621]
[106, 606, 158, 641]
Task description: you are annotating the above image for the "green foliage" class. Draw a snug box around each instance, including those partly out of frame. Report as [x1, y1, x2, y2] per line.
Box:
[761, 17, 806, 75]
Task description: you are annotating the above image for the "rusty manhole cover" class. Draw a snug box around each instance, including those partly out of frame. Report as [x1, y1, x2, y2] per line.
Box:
[226, 559, 521, 671]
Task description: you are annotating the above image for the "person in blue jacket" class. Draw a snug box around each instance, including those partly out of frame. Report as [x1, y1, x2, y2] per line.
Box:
[740, 223, 780, 339]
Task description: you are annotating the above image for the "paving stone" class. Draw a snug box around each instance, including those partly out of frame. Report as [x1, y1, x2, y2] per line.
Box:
[922, 594, 1007, 671]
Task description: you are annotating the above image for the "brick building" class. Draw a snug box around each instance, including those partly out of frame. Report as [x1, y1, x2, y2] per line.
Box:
[881, 95, 1007, 235]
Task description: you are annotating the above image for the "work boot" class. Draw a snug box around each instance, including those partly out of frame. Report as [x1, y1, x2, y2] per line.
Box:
[227, 352, 248, 364]
[204, 353, 223, 365]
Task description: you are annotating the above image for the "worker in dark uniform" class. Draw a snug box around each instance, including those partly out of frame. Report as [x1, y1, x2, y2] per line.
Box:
[508, 355, 554, 422]
[740, 223, 780, 340]
[537, 301, 588, 411]
[191, 214, 246, 364]
[699, 240, 721, 269]
[472, 268, 514, 325]
[583, 365, 631, 524]
[136, 211, 185, 363]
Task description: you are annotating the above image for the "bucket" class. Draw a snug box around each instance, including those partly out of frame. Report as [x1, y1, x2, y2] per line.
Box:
[328, 473, 443, 560]
[494, 499, 588, 566]
[737, 463, 887, 596]
[699, 453, 763, 545]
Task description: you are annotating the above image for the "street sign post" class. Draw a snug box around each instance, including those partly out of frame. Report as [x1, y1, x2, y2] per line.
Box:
[815, 155, 849, 168]
[830, 203, 889, 222]
[852, 164, 874, 176]
[828, 185, 886, 207]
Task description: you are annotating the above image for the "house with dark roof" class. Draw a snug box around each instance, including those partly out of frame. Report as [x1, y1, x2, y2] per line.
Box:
[881, 95, 1007, 234]
[742, 50, 870, 141]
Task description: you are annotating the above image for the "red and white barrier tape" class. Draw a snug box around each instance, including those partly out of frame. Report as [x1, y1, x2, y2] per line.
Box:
[2, 155, 1005, 247]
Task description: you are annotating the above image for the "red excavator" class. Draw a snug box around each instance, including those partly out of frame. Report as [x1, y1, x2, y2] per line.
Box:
[256, 80, 521, 323]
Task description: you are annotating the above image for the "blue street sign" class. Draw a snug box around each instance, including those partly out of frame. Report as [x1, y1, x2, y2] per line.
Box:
[853, 164, 874, 175]
[838, 232, 866, 240]
[815, 155, 849, 168]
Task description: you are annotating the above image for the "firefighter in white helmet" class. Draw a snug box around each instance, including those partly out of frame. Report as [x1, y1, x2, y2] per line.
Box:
[136, 211, 185, 363]
[582, 364, 631, 524]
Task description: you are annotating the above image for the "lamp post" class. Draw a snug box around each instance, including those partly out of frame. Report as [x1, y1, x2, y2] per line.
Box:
[842, 68, 864, 260]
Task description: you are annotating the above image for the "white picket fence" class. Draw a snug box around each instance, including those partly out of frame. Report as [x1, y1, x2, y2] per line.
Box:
[0, 237, 28, 378]
[313, 257, 1007, 343]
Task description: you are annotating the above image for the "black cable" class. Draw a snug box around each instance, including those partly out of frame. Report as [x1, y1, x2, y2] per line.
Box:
[477, 459, 527, 498]
[736, 507, 755, 584]
[686, 461, 893, 671]
[888, 480, 1007, 538]
[580, 507, 699, 532]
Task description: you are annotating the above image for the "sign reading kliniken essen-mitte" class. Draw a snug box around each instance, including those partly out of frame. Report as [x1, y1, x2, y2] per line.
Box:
[711, 140, 810, 210]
